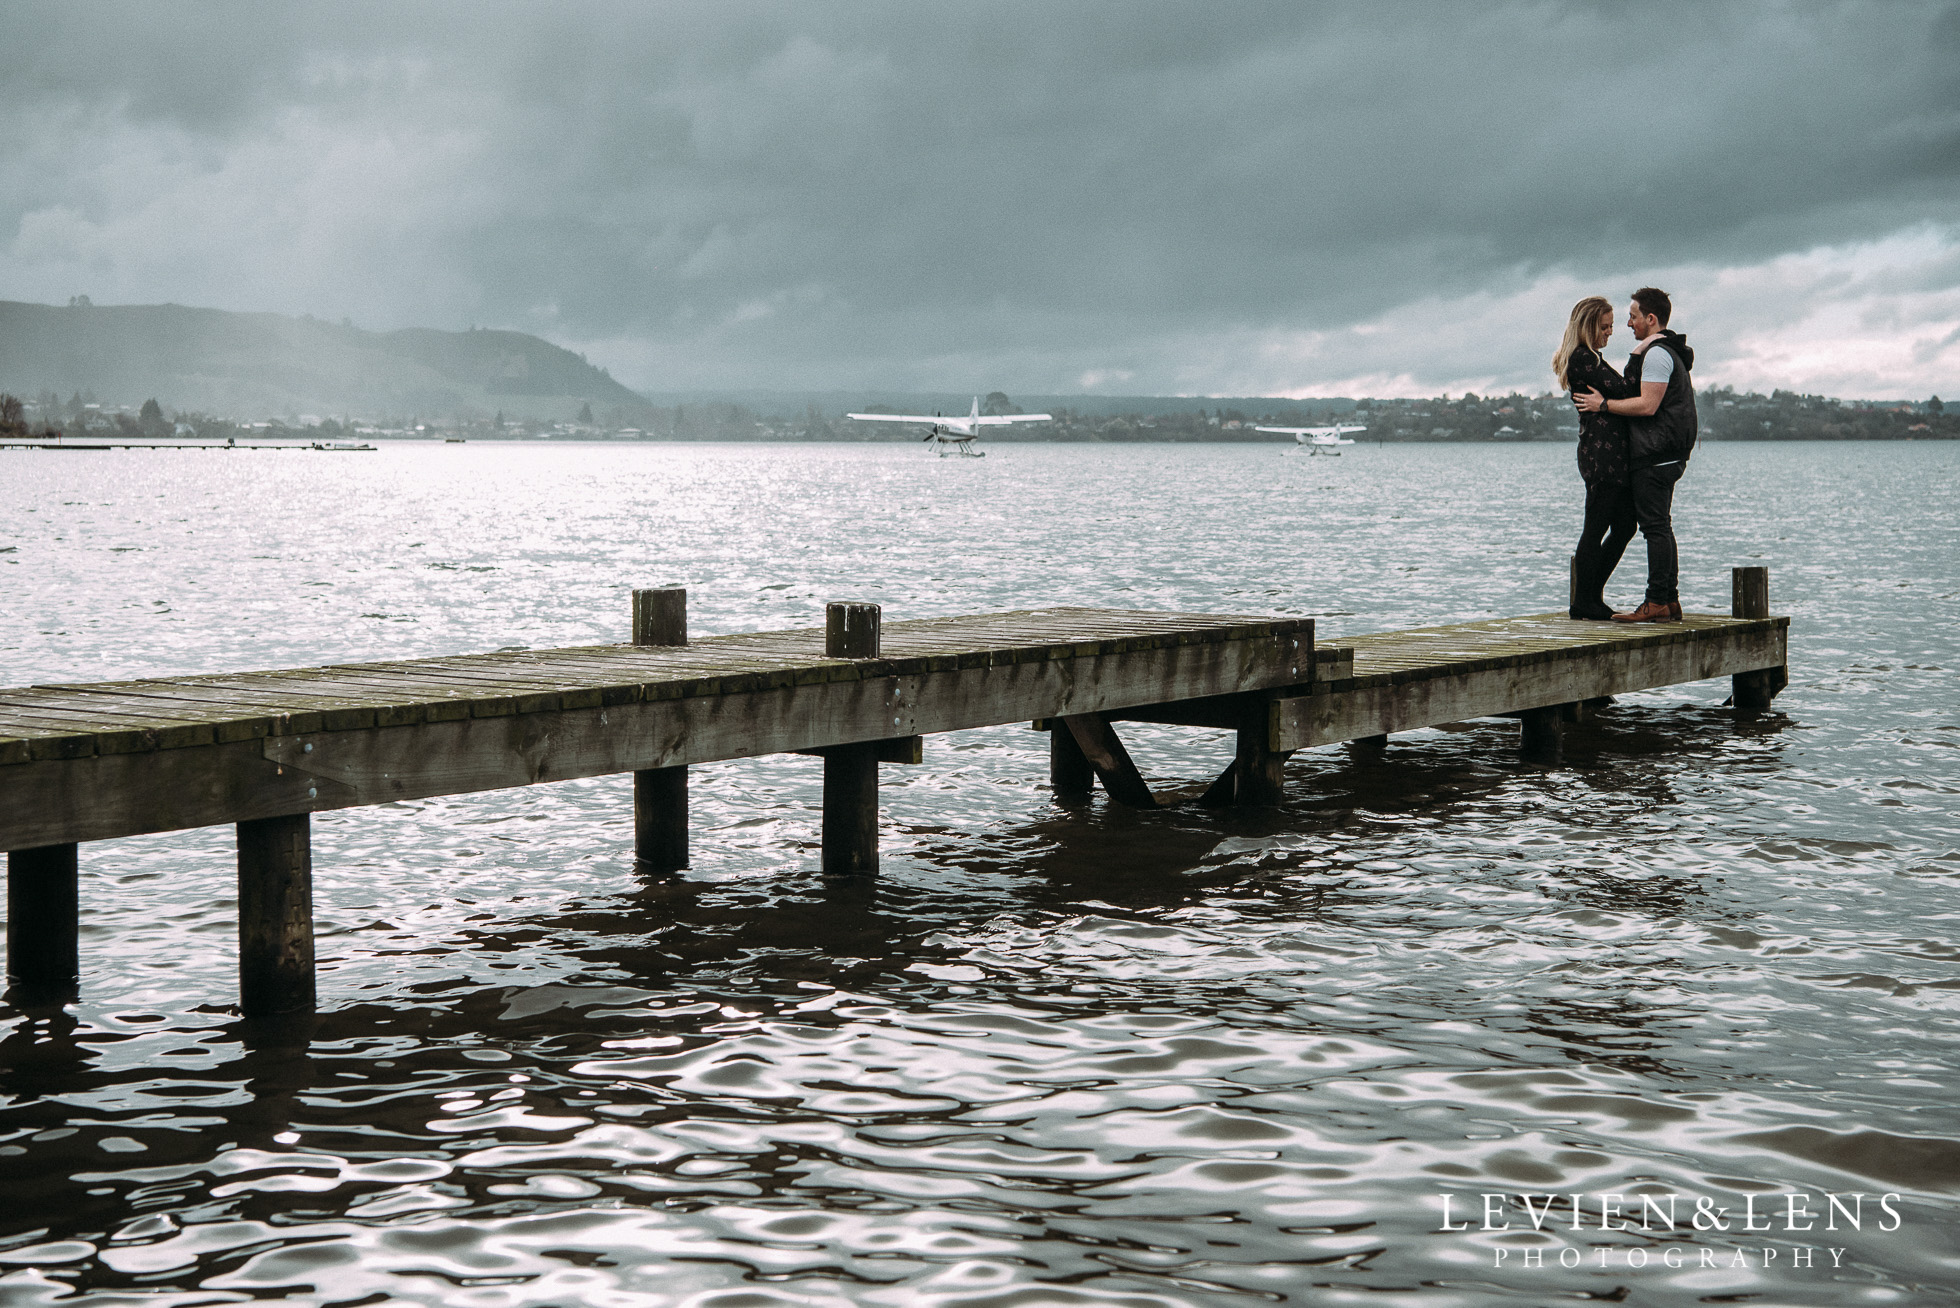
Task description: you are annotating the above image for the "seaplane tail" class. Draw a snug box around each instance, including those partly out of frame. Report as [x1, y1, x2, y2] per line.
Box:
[1254, 422, 1365, 455]
[846, 397, 1054, 457]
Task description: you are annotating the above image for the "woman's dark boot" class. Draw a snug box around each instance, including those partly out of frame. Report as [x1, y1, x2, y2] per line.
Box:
[1569, 553, 1616, 620]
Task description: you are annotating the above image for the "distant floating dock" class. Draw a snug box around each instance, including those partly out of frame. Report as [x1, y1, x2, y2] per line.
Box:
[1, 573, 1788, 1015]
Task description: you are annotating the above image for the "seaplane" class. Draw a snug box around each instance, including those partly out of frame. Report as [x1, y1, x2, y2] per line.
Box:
[1255, 421, 1365, 454]
[845, 397, 1053, 457]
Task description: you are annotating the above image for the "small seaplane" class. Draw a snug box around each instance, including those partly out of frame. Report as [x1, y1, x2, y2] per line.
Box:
[1255, 421, 1365, 454]
[846, 397, 1053, 457]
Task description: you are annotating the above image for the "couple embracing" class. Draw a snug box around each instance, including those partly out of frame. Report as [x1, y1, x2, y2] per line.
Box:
[1554, 287, 1698, 622]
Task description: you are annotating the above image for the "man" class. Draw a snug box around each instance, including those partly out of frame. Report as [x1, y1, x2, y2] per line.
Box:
[1575, 287, 1697, 622]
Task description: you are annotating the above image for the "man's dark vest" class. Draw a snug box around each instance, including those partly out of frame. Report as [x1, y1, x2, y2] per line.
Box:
[1624, 330, 1697, 468]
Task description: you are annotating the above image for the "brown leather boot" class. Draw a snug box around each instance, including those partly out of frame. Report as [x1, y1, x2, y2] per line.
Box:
[1612, 599, 1679, 623]
[1667, 600, 1683, 621]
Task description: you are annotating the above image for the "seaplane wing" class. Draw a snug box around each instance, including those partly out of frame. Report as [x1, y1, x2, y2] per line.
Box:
[846, 409, 985, 435]
[846, 411, 951, 425]
[972, 412, 1053, 426]
[846, 398, 1052, 441]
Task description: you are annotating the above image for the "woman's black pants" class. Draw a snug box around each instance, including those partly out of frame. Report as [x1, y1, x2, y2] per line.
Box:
[1575, 480, 1637, 606]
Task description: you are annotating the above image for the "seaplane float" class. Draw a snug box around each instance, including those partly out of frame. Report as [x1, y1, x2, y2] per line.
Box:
[846, 397, 1053, 457]
[1256, 422, 1365, 454]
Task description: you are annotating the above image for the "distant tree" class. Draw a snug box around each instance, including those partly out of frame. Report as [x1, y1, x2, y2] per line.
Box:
[981, 391, 1016, 416]
[138, 397, 167, 436]
[1932, 396, 1945, 414]
[577, 401, 594, 423]
[0, 393, 24, 437]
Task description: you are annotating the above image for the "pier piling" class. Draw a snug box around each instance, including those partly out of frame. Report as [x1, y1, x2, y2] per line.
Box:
[632, 587, 690, 871]
[1349, 734, 1389, 760]
[1518, 706, 1564, 766]
[6, 843, 79, 993]
[1233, 707, 1290, 806]
[236, 813, 314, 1016]
[1049, 723, 1095, 797]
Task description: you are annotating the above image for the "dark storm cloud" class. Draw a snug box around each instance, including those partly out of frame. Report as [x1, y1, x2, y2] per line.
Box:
[3, 1, 1957, 393]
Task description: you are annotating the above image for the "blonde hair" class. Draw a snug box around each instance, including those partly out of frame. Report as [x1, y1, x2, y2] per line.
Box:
[1553, 296, 1614, 390]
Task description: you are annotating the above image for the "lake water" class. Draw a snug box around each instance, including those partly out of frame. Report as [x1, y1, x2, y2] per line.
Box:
[2, 440, 1957, 1307]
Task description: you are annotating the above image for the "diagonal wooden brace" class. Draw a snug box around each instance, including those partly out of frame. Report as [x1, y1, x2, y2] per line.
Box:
[1197, 760, 1239, 808]
[1195, 727, 1296, 809]
[1058, 714, 1159, 808]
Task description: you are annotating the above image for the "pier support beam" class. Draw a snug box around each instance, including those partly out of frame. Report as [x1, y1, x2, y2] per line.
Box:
[1730, 567, 1786, 710]
[237, 813, 314, 1016]
[7, 843, 79, 994]
[822, 603, 883, 874]
[632, 587, 689, 871]
[1049, 723, 1094, 797]
[1518, 706, 1563, 767]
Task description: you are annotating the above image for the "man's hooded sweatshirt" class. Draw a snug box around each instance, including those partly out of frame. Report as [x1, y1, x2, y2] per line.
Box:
[1624, 329, 1698, 469]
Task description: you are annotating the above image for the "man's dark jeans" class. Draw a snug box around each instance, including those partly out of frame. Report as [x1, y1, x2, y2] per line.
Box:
[1631, 461, 1686, 604]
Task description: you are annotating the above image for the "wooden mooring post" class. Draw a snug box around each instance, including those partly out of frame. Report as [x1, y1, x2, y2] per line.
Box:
[632, 587, 689, 870]
[1730, 567, 1786, 709]
[822, 602, 883, 875]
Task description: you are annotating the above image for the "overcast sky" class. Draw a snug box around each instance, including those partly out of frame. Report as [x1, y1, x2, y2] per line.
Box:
[3, 1, 1956, 398]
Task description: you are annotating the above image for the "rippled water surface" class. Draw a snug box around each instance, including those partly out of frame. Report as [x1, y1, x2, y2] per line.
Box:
[2, 440, 1957, 1306]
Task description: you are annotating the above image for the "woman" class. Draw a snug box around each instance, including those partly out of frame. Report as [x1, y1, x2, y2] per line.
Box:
[1554, 296, 1640, 620]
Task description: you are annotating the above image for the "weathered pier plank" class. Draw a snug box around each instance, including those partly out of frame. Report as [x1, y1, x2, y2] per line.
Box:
[0, 607, 1313, 849]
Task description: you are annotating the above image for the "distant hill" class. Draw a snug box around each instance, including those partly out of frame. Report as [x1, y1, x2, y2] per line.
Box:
[0, 300, 650, 420]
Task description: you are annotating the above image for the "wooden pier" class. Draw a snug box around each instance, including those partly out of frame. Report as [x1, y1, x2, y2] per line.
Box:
[1, 570, 1787, 1015]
